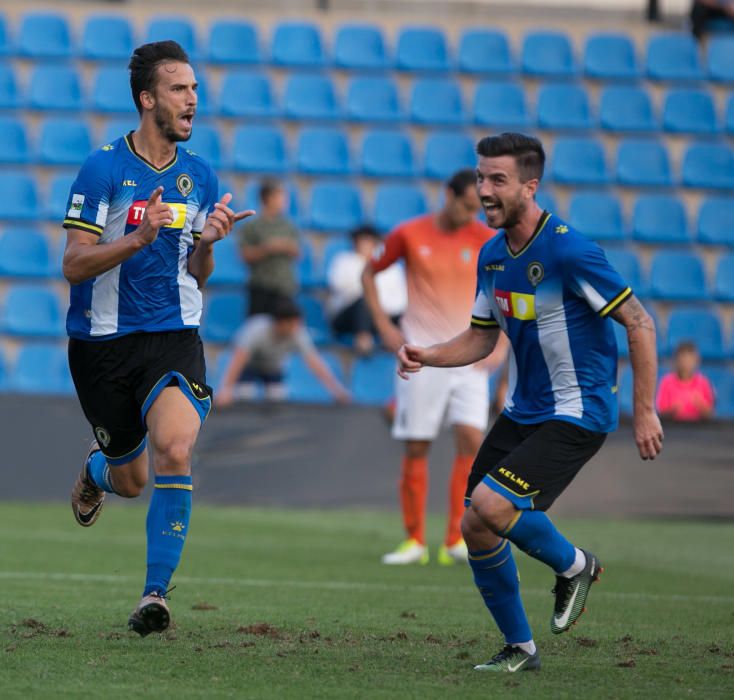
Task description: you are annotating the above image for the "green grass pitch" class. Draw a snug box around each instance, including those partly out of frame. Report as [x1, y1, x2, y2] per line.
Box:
[1, 503, 732, 698]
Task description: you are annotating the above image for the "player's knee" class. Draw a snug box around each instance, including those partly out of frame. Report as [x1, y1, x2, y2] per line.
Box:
[153, 434, 195, 471]
[470, 496, 512, 535]
[460, 509, 485, 542]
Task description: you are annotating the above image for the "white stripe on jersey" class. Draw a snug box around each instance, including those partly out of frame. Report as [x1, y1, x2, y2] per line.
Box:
[576, 278, 606, 313]
[178, 202, 202, 326]
[505, 345, 517, 412]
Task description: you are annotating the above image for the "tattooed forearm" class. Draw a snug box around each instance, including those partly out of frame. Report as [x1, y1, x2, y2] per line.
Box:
[610, 295, 655, 333]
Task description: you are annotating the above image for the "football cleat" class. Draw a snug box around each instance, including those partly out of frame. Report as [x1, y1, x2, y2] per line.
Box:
[128, 592, 171, 637]
[70, 441, 105, 527]
[381, 538, 429, 565]
[550, 549, 602, 634]
[474, 645, 541, 672]
[438, 539, 468, 566]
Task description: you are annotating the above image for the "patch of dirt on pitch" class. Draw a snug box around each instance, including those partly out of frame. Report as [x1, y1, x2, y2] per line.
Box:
[192, 602, 218, 611]
[617, 635, 634, 644]
[425, 634, 442, 644]
[400, 611, 417, 619]
[455, 651, 470, 660]
[11, 619, 71, 639]
[577, 637, 598, 648]
[237, 622, 284, 639]
[617, 658, 636, 668]
[636, 648, 658, 656]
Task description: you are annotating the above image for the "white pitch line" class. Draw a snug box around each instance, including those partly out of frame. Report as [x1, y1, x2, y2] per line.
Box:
[0, 570, 732, 604]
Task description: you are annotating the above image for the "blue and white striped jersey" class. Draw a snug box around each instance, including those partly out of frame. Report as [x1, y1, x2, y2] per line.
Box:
[63, 133, 219, 340]
[471, 211, 631, 433]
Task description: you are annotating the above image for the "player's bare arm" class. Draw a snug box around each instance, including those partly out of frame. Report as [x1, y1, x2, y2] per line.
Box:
[397, 326, 501, 379]
[361, 263, 404, 352]
[610, 295, 663, 461]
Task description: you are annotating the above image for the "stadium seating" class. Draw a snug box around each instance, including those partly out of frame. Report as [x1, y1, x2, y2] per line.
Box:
[81, 15, 134, 61]
[667, 308, 726, 361]
[727, 95, 734, 134]
[345, 76, 402, 123]
[29, 65, 83, 111]
[45, 171, 76, 222]
[38, 118, 92, 165]
[458, 29, 515, 75]
[0, 228, 53, 278]
[200, 292, 246, 343]
[102, 117, 138, 144]
[18, 12, 72, 59]
[333, 24, 390, 70]
[707, 35, 734, 82]
[7, 343, 73, 395]
[649, 251, 707, 301]
[696, 197, 734, 245]
[536, 190, 558, 214]
[271, 21, 325, 68]
[396, 26, 451, 72]
[283, 74, 340, 120]
[713, 254, 734, 301]
[219, 71, 278, 118]
[350, 353, 396, 405]
[631, 194, 690, 243]
[423, 131, 475, 180]
[0, 14, 9, 57]
[360, 129, 416, 178]
[308, 182, 363, 233]
[662, 89, 719, 135]
[473, 82, 531, 128]
[208, 235, 247, 287]
[207, 20, 261, 64]
[550, 137, 609, 185]
[714, 373, 734, 419]
[193, 71, 213, 116]
[0, 116, 29, 164]
[646, 33, 704, 81]
[0, 64, 20, 110]
[145, 17, 198, 58]
[409, 78, 465, 125]
[616, 139, 673, 187]
[297, 238, 325, 290]
[298, 294, 332, 344]
[232, 125, 288, 173]
[567, 192, 625, 241]
[605, 248, 647, 298]
[617, 364, 633, 415]
[536, 83, 593, 130]
[681, 142, 734, 189]
[1, 284, 64, 337]
[91, 66, 134, 114]
[322, 237, 352, 274]
[521, 31, 576, 78]
[185, 124, 222, 168]
[296, 127, 351, 176]
[583, 33, 640, 81]
[0, 172, 39, 220]
[598, 86, 657, 132]
[372, 183, 428, 232]
[284, 351, 344, 403]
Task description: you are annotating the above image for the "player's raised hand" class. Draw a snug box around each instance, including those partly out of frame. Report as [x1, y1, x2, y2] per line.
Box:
[200, 192, 255, 245]
[634, 408, 664, 461]
[137, 186, 174, 245]
[397, 343, 430, 380]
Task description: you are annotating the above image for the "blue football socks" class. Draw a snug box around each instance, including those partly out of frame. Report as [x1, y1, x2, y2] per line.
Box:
[503, 510, 576, 575]
[144, 474, 192, 597]
[86, 450, 116, 494]
[468, 540, 533, 645]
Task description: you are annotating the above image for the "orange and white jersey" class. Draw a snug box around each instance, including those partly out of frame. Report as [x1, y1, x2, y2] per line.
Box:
[370, 214, 495, 345]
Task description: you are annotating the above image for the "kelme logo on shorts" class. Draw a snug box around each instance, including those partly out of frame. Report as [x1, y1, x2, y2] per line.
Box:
[176, 173, 193, 197]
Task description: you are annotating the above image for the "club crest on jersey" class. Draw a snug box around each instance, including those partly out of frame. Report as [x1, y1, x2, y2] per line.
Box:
[527, 262, 544, 287]
[176, 173, 193, 197]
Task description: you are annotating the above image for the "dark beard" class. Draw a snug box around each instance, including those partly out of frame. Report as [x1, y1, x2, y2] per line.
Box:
[500, 198, 527, 230]
[154, 108, 190, 143]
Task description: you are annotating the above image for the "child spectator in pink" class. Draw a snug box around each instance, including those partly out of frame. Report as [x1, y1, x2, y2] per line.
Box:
[656, 341, 715, 422]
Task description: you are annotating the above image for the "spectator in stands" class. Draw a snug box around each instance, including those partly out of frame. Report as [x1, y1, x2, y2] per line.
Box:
[239, 179, 300, 316]
[656, 341, 715, 421]
[327, 225, 407, 355]
[215, 298, 351, 406]
[690, 1, 734, 39]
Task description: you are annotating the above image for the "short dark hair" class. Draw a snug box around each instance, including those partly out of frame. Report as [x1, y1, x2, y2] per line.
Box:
[476, 132, 545, 183]
[129, 41, 190, 115]
[271, 298, 302, 321]
[259, 178, 283, 205]
[674, 341, 698, 356]
[446, 169, 477, 197]
[349, 224, 381, 242]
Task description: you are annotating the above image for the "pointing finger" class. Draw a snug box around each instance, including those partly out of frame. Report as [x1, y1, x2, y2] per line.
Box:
[218, 192, 233, 207]
[147, 186, 164, 207]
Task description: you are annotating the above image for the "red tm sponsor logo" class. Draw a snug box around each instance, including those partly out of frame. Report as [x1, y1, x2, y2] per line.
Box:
[127, 200, 147, 225]
[495, 289, 512, 317]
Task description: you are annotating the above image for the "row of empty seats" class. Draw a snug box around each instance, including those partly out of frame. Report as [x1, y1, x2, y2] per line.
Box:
[2, 13, 734, 82]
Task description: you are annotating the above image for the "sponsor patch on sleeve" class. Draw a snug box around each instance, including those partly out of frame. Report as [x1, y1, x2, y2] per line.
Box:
[67, 193, 85, 219]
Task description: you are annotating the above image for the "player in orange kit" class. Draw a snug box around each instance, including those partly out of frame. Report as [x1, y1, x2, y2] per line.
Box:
[362, 169, 506, 565]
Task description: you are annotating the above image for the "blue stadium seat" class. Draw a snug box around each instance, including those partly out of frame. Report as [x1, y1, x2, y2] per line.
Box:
[18, 12, 72, 59]
[617, 364, 633, 415]
[45, 171, 76, 222]
[351, 353, 396, 405]
[283, 74, 340, 120]
[1, 284, 64, 337]
[473, 82, 530, 128]
[8, 343, 73, 395]
[409, 78, 464, 125]
[649, 251, 707, 301]
[707, 35, 734, 82]
[535, 190, 558, 214]
[632, 194, 690, 243]
[145, 17, 198, 58]
[308, 182, 363, 233]
[271, 21, 325, 68]
[0, 172, 39, 220]
[616, 139, 672, 187]
[697, 197, 734, 245]
[219, 71, 278, 118]
[713, 372, 734, 419]
[567, 192, 625, 241]
[208, 235, 247, 287]
[662, 89, 718, 134]
[334, 24, 390, 70]
[345, 76, 402, 122]
[243, 182, 300, 223]
[423, 132, 476, 180]
[458, 29, 514, 75]
[550, 137, 609, 185]
[38, 118, 92, 165]
[207, 20, 260, 64]
[296, 127, 351, 176]
[646, 33, 704, 81]
[396, 26, 451, 72]
[284, 351, 344, 404]
[91, 66, 135, 113]
[583, 33, 640, 81]
[0, 347, 6, 391]
[192, 71, 214, 116]
[297, 294, 332, 344]
[682, 142, 734, 189]
[297, 237, 325, 290]
[599, 86, 657, 132]
[81, 15, 134, 60]
[29, 65, 83, 111]
[102, 117, 138, 144]
[0, 14, 9, 57]
[605, 248, 647, 298]
[200, 292, 246, 343]
[668, 308, 726, 361]
[360, 129, 416, 178]
[0, 64, 20, 109]
[713, 254, 734, 300]
[322, 238, 352, 274]
[185, 124, 222, 169]
[232, 125, 288, 173]
[373, 183, 428, 232]
[536, 83, 592, 130]
[521, 31, 576, 78]
[0, 228, 53, 278]
[727, 95, 734, 134]
[0, 116, 29, 164]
